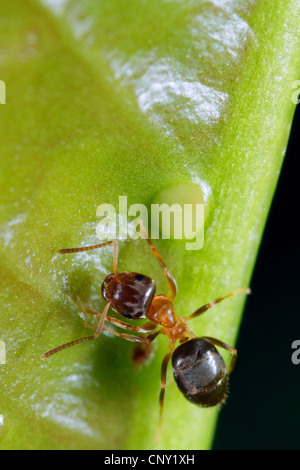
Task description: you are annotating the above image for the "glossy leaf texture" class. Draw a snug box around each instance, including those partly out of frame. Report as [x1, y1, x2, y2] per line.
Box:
[0, 0, 299, 450]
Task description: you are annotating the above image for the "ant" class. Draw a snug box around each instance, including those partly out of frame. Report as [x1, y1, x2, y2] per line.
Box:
[41, 222, 250, 437]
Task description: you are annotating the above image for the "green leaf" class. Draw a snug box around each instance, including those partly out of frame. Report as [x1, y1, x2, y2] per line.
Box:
[0, 0, 299, 450]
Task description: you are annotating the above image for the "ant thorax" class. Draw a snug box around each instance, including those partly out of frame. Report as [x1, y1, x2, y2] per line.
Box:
[147, 294, 193, 341]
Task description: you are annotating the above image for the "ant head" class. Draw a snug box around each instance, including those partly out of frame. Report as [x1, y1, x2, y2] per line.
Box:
[101, 272, 156, 320]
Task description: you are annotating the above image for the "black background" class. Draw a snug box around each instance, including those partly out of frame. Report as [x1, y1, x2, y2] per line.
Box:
[213, 104, 300, 449]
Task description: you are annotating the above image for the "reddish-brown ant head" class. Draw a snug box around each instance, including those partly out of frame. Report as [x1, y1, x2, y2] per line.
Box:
[101, 272, 156, 320]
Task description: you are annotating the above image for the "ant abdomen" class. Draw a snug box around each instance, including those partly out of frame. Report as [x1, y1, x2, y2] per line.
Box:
[172, 338, 228, 407]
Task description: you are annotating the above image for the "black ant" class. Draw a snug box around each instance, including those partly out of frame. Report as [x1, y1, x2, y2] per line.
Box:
[41, 222, 250, 437]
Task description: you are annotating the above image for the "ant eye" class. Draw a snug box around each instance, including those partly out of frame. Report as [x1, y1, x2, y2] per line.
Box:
[122, 312, 133, 319]
[101, 278, 112, 291]
[135, 274, 146, 282]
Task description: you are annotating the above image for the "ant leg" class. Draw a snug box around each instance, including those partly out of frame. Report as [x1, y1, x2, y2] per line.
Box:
[84, 323, 161, 344]
[103, 318, 157, 333]
[185, 288, 251, 321]
[138, 221, 177, 300]
[84, 321, 158, 366]
[58, 240, 119, 275]
[41, 302, 111, 359]
[202, 336, 237, 375]
[82, 307, 157, 333]
[107, 328, 160, 344]
[58, 240, 113, 254]
[156, 342, 176, 441]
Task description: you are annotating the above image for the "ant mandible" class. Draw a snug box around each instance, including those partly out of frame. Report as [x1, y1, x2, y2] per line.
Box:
[41, 222, 250, 436]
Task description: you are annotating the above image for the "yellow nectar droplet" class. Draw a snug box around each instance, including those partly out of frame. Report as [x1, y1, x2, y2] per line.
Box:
[151, 182, 210, 248]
